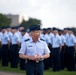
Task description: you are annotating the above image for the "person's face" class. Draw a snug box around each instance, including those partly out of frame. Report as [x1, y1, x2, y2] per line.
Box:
[53, 30, 58, 35]
[21, 32, 25, 36]
[64, 30, 68, 34]
[12, 29, 16, 34]
[47, 30, 51, 34]
[2, 29, 6, 33]
[32, 30, 40, 38]
[68, 30, 72, 35]
[19, 27, 24, 31]
[7, 28, 12, 32]
[43, 30, 47, 34]
[58, 31, 62, 35]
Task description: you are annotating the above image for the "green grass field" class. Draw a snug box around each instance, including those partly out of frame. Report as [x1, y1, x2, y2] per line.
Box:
[0, 61, 76, 75]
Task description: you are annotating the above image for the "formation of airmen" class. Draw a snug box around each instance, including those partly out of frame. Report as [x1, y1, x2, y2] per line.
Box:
[0, 25, 76, 72]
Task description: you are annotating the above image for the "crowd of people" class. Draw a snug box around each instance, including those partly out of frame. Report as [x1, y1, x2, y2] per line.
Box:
[0, 25, 76, 72]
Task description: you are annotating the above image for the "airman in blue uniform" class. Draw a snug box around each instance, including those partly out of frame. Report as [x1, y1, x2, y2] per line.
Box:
[6, 26, 13, 62]
[40, 28, 51, 70]
[58, 29, 66, 70]
[19, 28, 30, 70]
[10, 27, 20, 68]
[0, 28, 2, 61]
[1, 27, 10, 66]
[51, 28, 62, 71]
[19, 25, 50, 75]
[47, 28, 53, 68]
[63, 28, 69, 68]
[66, 28, 76, 71]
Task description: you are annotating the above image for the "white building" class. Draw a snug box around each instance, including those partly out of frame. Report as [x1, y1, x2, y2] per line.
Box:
[5, 14, 22, 26]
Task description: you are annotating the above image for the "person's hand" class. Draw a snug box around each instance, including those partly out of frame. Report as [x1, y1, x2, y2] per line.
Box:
[28, 55, 35, 61]
[27, 54, 41, 61]
[35, 54, 41, 61]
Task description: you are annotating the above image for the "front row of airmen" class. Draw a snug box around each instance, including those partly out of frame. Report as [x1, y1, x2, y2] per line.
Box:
[0, 25, 76, 72]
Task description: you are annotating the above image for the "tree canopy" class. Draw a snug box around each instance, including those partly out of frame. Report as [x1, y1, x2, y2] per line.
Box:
[0, 13, 11, 27]
[20, 18, 42, 29]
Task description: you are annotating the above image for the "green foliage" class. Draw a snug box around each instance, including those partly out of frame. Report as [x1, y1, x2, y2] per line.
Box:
[71, 27, 76, 33]
[0, 13, 11, 27]
[20, 18, 41, 29]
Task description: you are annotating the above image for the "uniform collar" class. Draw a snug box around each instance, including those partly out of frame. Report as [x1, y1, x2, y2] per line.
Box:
[30, 37, 41, 43]
[54, 34, 58, 37]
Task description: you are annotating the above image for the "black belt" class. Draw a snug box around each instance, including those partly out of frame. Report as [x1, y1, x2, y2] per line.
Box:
[53, 47, 60, 49]
[12, 44, 18, 46]
[26, 59, 43, 63]
[2, 44, 8, 46]
[68, 46, 74, 48]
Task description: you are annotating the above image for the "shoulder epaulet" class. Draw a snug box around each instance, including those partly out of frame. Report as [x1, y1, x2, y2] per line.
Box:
[40, 38, 45, 41]
[25, 39, 30, 42]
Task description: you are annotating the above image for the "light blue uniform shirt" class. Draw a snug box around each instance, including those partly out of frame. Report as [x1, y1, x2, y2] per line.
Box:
[0, 32, 2, 41]
[1, 32, 10, 45]
[64, 33, 69, 45]
[51, 34, 62, 48]
[21, 33, 31, 46]
[61, 34, 66, 46]
[17, 31, 22, 42]
[10, 32, 20, 44]
[40, 33, 51, 45]
[19, 38, 50, 56]
[7, 31, 13, 41]
[48, 32, 54, 44]
[66, 34, 76, 47]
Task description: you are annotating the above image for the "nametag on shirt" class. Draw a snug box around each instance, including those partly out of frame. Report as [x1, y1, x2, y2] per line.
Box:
[28, 45, 33, 47]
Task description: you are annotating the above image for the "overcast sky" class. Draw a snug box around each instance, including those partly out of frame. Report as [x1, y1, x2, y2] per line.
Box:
[0, 0, 76, 29]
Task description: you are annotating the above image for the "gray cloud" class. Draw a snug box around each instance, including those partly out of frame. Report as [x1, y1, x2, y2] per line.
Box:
[0, 0, 76, 28]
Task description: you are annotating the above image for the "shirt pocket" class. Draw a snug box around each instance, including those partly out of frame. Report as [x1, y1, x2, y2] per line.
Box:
[27, 46, 34, 54]
[14, 37, 18, 41]
[37, 47, 44, 55]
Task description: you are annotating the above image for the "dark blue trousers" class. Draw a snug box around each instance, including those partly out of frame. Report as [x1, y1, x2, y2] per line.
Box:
[49, 48, 53, 68]
[67, 46, 75, 71]
[26, 60, 44, 75]
[64, 46, 68, 67]
[10, 44, 19, 68]
[0, 47, 2, 60]
[60, 46, 65, 70]
[19, 58, 26, 70]
[75, 53, 76, 64]
[2, 45, 9, 66]
[52, 47, 60, 71]
[43, 57, 50, 70]
[7, 46, 11, 63]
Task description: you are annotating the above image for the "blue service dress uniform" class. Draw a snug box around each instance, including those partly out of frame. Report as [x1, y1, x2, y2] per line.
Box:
[60, 34, 66, 70]
[51, 34, 62, 71]
[63, 33, 69, 67]
[75, 36, 76, 64]
[40, 33, 51, 70]
[19, 32, 30, 70]
[10, 32, 20, 68]
[66, 34, 76, 71]
[6, 31, 13, 62]
[1, 32, 10, 66]
[48, 32, 54, 68]
[0, 32, 2, 60]
[19, 38, 50, 75]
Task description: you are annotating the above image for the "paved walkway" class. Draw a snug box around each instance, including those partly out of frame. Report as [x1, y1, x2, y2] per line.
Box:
[0, 71, 24, 75]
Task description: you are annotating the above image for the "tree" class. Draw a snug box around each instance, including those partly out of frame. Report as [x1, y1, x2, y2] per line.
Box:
[20, 17, 41, 29]
[0, 13, 11, 27]
[71, 27, 76, 33]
